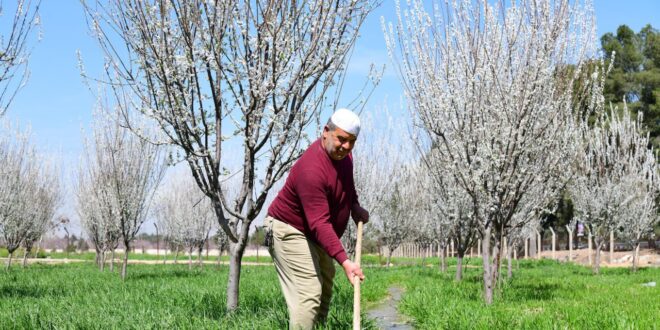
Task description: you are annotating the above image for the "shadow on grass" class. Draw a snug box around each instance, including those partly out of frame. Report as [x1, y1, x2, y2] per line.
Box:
[504, 282, 561, 302]
[0, 285, 66, 299]
[128, 269, 203, 281]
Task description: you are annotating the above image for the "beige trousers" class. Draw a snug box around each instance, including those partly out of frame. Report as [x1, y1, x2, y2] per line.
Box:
[265, 216, 336, 330]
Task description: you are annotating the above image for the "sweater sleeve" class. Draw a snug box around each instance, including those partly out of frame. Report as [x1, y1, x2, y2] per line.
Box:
[295, 168, 349, 264]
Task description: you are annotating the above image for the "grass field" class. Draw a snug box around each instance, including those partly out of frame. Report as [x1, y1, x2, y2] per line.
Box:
[394, 260, 660, 329]
[0, 259, 657, 329]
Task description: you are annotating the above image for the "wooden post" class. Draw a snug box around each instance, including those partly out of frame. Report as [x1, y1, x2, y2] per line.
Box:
[549, 227, 556, 260]
[513, 244, 517, 260]
[535, 230, 542, 260]
[565, 225, 573, 262]
[477, 239, 481, 257]
[353, 221, 363, 330]
[588, 232, 592, 266]
[609, 230, 614, 264]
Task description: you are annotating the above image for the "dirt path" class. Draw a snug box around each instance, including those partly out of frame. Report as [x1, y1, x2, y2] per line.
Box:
[536, 248, 659, 268]
[367, 286, 414, 329]
[0, 257, 273, 266]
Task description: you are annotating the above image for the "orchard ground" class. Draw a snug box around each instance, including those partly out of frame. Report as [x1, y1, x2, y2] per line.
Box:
[4, 246, 659, 268]
[0, 253, 658, 329]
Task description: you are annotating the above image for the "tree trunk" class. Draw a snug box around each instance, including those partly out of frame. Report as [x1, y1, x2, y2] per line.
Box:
[6, 251, 14, 270]
[188, 249, 193, 270]
[450, 241, 454, 258]
[507, 242, 513, 279]
[121, 243, 129, 280]
[593, 240, 603, 275]
[632, 242, 640, 273]
[22, 248, 29, 267]
[174, 246, 179, 264]
[481, 228, 493, 305]
[378, 245, 383, 265]
[440, 245, 447, 273]
[110, 249, 116, 272]
[421, 246, 427, 267]
[198, 247, 203, 268]
[100, 250, 106, 271]
[217, 248, 222, 268]
[455, 256, 463, 281]
[94, 250, 100, 269]
[529, 234, 537, 258]
[491, 236, 501, 290]
[226, 240, 247, 311]
[386, 249, 393, 267]
[36, 236, 43, 259]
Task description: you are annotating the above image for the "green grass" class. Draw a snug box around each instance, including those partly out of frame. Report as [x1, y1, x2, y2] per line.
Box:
[0, 262, 381, 329]
[0, 260, 657, 329]
[361, 254, 482, 267]
[389, 259, 660, 329]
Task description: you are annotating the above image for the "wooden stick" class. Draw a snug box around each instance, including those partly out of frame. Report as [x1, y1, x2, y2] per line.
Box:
[353, 221, 364, 330]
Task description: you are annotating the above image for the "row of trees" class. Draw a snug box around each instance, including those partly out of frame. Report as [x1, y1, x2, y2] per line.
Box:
[154, 171, 216, 269]
[374, 0, 659, 305]
[76, 109, 165, 279]
[0, 124, 60, 269]
[571, 106, 658, 273]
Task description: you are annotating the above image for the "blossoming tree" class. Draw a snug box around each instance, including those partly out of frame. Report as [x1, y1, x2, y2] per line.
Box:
[384, 0, 600, 303]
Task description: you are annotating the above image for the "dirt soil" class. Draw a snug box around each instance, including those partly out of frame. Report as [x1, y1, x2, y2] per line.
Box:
[535, 248, 659, 268]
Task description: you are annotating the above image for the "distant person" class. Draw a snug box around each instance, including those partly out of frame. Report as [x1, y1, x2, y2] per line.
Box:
[264, 108, 369, 329]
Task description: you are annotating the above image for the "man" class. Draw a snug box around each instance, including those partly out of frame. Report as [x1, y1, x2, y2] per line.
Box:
[265, 108, 369, 329]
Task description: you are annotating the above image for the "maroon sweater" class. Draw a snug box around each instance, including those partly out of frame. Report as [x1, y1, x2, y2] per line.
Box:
[268, 138, 358, 264]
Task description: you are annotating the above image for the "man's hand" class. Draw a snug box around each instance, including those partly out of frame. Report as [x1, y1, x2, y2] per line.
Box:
[341, 259, 364, 286]
[351, 204, 369, 224]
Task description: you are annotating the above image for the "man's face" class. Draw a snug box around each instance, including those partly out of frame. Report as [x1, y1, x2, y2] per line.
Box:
[322, 126, 357, 160]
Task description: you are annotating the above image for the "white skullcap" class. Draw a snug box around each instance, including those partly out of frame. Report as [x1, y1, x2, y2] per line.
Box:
[330, 108, 361, 136]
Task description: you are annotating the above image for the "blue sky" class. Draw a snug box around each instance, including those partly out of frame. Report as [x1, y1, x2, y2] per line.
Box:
[3, 0, 660, 227]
